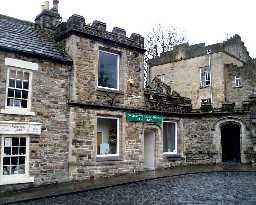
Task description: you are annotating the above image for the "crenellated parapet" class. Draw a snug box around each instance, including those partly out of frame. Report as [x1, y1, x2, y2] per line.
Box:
[150, 34, 251, 66]
[56, 14, 145, 52]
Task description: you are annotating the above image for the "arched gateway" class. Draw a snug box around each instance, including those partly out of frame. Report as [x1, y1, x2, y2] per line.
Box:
[221, 122, 241, 162]
[212, 117, 246, 163]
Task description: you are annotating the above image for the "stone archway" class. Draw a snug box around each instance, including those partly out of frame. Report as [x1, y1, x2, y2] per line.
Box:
[221, 122, 241, 163]
[212, 117, 246, 163]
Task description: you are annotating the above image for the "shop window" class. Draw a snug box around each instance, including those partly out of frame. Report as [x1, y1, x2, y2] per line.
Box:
[1, 136, 29, 176]
[163, 122, 177, 154]
[97, 117, 119, 156]
[98, 50, 119, 90]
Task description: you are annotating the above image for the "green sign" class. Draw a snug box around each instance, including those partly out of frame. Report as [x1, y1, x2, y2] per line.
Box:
[126, 113, 162, 124]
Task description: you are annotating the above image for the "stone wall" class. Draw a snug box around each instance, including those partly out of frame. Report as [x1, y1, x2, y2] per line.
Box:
[0, 51, 70, 191]
[150, 52, 243, 109]
[68, 108, 144, 181]
[65, 35, 145, 109]
[224, 63, 256, 107]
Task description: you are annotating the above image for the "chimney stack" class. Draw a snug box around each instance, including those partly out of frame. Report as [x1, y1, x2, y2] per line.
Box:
[35, 0, 61, 29]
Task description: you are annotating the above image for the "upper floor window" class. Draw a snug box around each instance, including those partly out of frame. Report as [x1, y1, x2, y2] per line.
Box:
[157, 74, 165, 83]
[6, 68, 31, 109]
[163, 121, 177, 154]
[1, 58, 38, 116]
[200, 66, 211, 88]
[98, 50, 119, 90]
[233, 75, 241, 88]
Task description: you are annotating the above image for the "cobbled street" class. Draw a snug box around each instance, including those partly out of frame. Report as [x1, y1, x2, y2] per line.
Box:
[12, 172, 256, 205]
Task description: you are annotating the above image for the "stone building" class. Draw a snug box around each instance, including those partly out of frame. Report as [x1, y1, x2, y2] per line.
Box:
[149, 35, 252, 109]
[0, 0, 255, 193]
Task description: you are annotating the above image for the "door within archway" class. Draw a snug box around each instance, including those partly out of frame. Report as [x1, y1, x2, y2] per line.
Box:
[144, 130, 155, 170]
[221, 122, 241, 163]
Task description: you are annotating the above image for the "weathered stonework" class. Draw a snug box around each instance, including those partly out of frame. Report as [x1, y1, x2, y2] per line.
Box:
[0, 51, 70, 192]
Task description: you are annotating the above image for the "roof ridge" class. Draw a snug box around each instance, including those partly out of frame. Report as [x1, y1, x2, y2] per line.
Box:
[0, 14, 34, 26]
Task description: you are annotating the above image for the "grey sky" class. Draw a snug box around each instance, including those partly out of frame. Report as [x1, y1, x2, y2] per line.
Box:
[1, 0, 255, 57]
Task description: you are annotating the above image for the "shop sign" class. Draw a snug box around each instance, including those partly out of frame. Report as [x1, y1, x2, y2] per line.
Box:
[0, 121, 42, 135]
[126, 113, 162, 124]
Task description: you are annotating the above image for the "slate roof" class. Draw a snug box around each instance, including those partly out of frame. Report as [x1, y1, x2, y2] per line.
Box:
[0, 14, 72, 64]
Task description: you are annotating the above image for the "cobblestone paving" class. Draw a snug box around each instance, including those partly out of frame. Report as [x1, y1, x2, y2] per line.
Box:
[13, 172, 256, 205]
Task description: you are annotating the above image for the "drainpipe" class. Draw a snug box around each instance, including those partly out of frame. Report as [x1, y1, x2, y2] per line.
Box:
[207, 49, 213, 105]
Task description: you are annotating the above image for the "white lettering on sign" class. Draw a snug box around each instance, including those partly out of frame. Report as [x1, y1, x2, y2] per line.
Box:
[0, 121, 41, 135]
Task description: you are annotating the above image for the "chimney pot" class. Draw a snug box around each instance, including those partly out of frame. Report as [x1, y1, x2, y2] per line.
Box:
[42, 1, 50, 11]
[53, 0, 59, 11]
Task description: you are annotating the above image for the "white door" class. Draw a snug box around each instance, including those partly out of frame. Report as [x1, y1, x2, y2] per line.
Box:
[144, 130, 155, 170]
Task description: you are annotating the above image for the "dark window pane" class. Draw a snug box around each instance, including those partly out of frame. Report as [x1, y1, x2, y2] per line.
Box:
[4, 147, 11, 155]
[3, 166, 10, 175]
[15, 90, 22, 98]
[12, 138, 19, 146]
[22, 90, 28, 99]
[8, 89, 15, 97]
[16, 80, 22, 89]
[3, 157, 11, 165]
[98, 51, 118, 89]
[23, 81, 29, 89]
[9, 79, 15, 87]
[19, 156, 25, 164]
[11, 157, 18, 165]
[20, 138, 26, 146]
[21, 100, 27, 108]
[11, 166, 17, 175]
[19, 147, 26, 155]
[12, 147, 19, 155]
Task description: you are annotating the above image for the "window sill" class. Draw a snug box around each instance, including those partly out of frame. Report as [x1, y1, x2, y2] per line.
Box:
[96, 155, 121, 162]
[0, 176, 34, 186]
[199, 85, 210, 89]
[163, 153, 184, 161]
[0, 109, 35, 116]
[97, 87, 124, 95]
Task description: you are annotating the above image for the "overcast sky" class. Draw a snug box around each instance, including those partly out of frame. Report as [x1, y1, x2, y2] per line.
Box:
[1, 0, 256, 57]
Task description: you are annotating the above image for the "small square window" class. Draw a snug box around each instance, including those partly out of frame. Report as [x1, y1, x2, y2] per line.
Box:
[233, 76, 241, 88]
[97, 117, 119, 156]
[98, 51, 119, 90]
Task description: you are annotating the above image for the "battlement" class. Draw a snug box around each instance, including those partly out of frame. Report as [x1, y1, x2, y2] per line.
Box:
[149, 34, 251, 67]
[56, 14, 145, 52]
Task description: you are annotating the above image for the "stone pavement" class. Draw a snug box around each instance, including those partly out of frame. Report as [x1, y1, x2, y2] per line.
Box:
[1, 164, 256, 205]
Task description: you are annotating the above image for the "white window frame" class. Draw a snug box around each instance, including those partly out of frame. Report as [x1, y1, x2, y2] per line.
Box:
[234, 75, 241, 88]
[200, 67, 211, 88]
[157, 74, 165, 83]
[162, 121, 177, 155]
[1, 58, 37, 116]
[0, 135, 34, 185]
[97, 50, 120, 91]
[96, 116, 120, 157]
